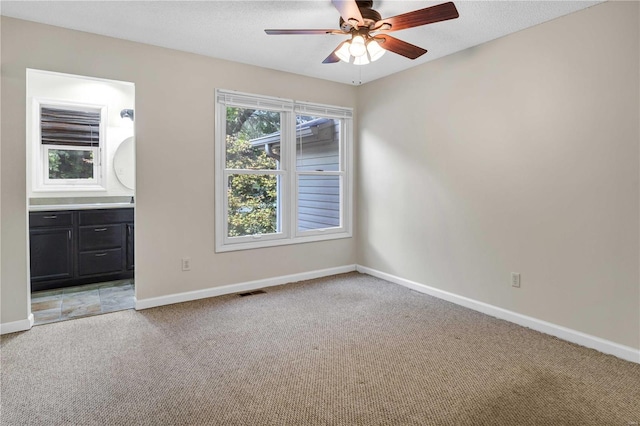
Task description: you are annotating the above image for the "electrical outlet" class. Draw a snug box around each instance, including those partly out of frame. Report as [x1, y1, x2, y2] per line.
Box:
[511, 272, 521, 288]
[182, 257, 191, 271]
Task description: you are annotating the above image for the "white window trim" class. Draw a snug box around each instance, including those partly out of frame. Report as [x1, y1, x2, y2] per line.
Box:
[30, 97, 108, 193]
[215, 89, 353, 252]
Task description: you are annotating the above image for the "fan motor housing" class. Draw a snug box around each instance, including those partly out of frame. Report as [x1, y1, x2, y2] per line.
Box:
[340, 6, 382, 31]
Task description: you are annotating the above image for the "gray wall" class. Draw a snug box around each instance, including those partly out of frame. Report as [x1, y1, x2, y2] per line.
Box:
[356, 2, 639, 349]
[1, 17, 357, 325]
[2, 2, 639, 352]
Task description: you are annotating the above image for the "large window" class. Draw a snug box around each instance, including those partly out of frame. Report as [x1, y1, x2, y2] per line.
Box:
[31, 100, 106, 191]
[215, 90, 352, 252]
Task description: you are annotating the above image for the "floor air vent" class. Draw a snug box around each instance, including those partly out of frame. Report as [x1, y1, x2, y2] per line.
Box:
[238, 290, 266, 297]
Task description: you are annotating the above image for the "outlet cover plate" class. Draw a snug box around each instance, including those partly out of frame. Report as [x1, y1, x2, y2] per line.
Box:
[511, 272, 521, 288]
[182, 257, 191, 271]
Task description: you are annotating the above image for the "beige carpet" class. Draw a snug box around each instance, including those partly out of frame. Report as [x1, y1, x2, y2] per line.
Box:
[1, 272, 639, 425]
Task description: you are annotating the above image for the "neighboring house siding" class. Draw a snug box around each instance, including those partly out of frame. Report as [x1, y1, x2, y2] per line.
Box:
[252, 118, 341, 231]
[296, 119, 340, 231]
[296, 120, 340, 230]
[298, 175, 340, 231]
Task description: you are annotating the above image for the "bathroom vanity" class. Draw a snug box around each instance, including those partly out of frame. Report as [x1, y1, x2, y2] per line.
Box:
[29, 204, 134, 292]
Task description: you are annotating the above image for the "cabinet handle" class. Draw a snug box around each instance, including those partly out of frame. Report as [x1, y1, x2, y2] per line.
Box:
[95, 253, 107, 257]
[94, 228, 108, 232]
[43, 215, 57, 219]
[68, 230, 71, 240]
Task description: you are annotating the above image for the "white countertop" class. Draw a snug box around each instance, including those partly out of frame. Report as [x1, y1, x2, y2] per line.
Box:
[29, 203, 135, 212]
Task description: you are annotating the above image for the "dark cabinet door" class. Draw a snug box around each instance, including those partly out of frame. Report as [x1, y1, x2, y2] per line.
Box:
[30, 227, 73, 282]
[126, 223, 134, 270]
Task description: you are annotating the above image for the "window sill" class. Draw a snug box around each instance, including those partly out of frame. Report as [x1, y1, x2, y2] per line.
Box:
[215, 230, 352, 253]
[32, 185, 107, 193]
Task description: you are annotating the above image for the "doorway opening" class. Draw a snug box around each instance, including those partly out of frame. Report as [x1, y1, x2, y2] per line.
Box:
[26, 69, 136, 326]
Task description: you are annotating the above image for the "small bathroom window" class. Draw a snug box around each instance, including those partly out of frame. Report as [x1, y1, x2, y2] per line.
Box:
[30, 98, 107, 192]
[40, 106, 102, 186]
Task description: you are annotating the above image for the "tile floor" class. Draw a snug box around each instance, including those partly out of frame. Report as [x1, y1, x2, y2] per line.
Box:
[31, 280, 135, 326]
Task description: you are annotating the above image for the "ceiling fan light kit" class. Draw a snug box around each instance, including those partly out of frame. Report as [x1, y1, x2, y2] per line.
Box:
[343, 33, 386, 65]
[353, 55, 369, 66]
[348, 35, 367, 57]
[265, 0, 459, 66]
[335, 41, 351, 62]
[366, 38, 385, 61]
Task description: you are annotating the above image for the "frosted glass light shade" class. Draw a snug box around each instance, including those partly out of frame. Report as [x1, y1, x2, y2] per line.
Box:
[349, 35, 367, 57]
[353, 55, 370, 65]
[367, 39, 385, 62]
[336, 42, 351, 63]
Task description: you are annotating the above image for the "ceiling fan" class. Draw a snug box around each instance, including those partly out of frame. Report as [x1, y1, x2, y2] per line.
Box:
[265, 0, 459, 65]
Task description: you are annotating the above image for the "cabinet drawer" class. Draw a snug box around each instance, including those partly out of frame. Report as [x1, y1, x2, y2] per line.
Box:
[30, 212, 73, 228]
[79, 225, 122, 251]
[79, 209, 133, 225]
[78, 248, 122, 276]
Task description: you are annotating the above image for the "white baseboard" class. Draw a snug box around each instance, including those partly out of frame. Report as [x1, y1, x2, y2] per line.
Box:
[135, 264, 357, 310]
[9, 264, 636, 364]
[0, 313, 34, 335]
[356, 265, 640, 364]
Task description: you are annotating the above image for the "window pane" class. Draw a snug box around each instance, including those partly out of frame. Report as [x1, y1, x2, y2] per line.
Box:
[298, 175, 341, 231]
[227, 174, 280, 237]
[48, 149, 94, 179]
[296, 116, 340, 172]
[226, 107, 280, 170]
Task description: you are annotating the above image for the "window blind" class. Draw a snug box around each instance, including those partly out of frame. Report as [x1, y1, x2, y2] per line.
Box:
[216, 89, 294, 111]
[41, 107, 101, 147]
[295, 102, 353, 119]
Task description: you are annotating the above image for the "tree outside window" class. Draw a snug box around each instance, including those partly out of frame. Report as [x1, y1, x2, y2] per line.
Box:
[225, 108, 280, 237]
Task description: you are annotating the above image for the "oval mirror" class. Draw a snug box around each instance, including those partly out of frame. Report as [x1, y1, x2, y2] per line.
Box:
[114, 136, 135, 190]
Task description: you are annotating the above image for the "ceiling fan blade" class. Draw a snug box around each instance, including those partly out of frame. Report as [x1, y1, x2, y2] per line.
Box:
[323, 41, 347, 64]
[375, 35, 427, 60]
[323, 51, 341, 64]
[265, 29, 341, 35]
[331, 0, 364, 27]
[375, 2, 459, 32]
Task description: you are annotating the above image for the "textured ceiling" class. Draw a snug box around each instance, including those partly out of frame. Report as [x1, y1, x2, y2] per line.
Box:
[1, 0, 604, 85]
